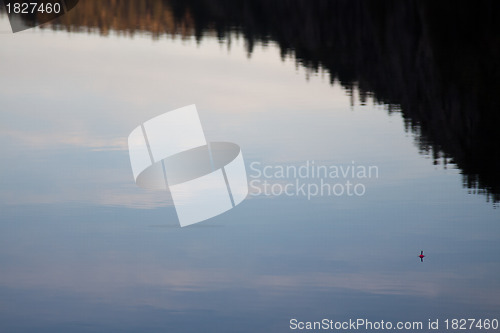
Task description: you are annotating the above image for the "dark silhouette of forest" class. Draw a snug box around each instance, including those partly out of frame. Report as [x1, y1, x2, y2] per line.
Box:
[2, 0, 499, 202]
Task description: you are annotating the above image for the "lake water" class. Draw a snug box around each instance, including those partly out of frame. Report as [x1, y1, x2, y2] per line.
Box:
[0, 3, 499, 332]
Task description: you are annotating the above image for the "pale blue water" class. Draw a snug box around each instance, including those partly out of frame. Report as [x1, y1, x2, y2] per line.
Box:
[0, 16, 499, 332]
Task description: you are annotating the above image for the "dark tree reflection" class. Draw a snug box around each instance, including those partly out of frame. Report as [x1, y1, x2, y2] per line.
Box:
[2, 0, 499, 202]
[165, 0, 500, 203]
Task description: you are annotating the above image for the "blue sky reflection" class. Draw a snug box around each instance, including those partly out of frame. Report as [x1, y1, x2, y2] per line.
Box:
[0, 15, 499, 332]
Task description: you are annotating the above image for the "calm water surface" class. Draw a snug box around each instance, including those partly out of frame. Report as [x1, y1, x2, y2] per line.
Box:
[0, 8, 499, 333]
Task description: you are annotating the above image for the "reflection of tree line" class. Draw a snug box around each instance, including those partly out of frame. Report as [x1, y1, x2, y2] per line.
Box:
[3, 0, 499, 202]
[38, 0, 195, 37]
[167, 0, 500, 202]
